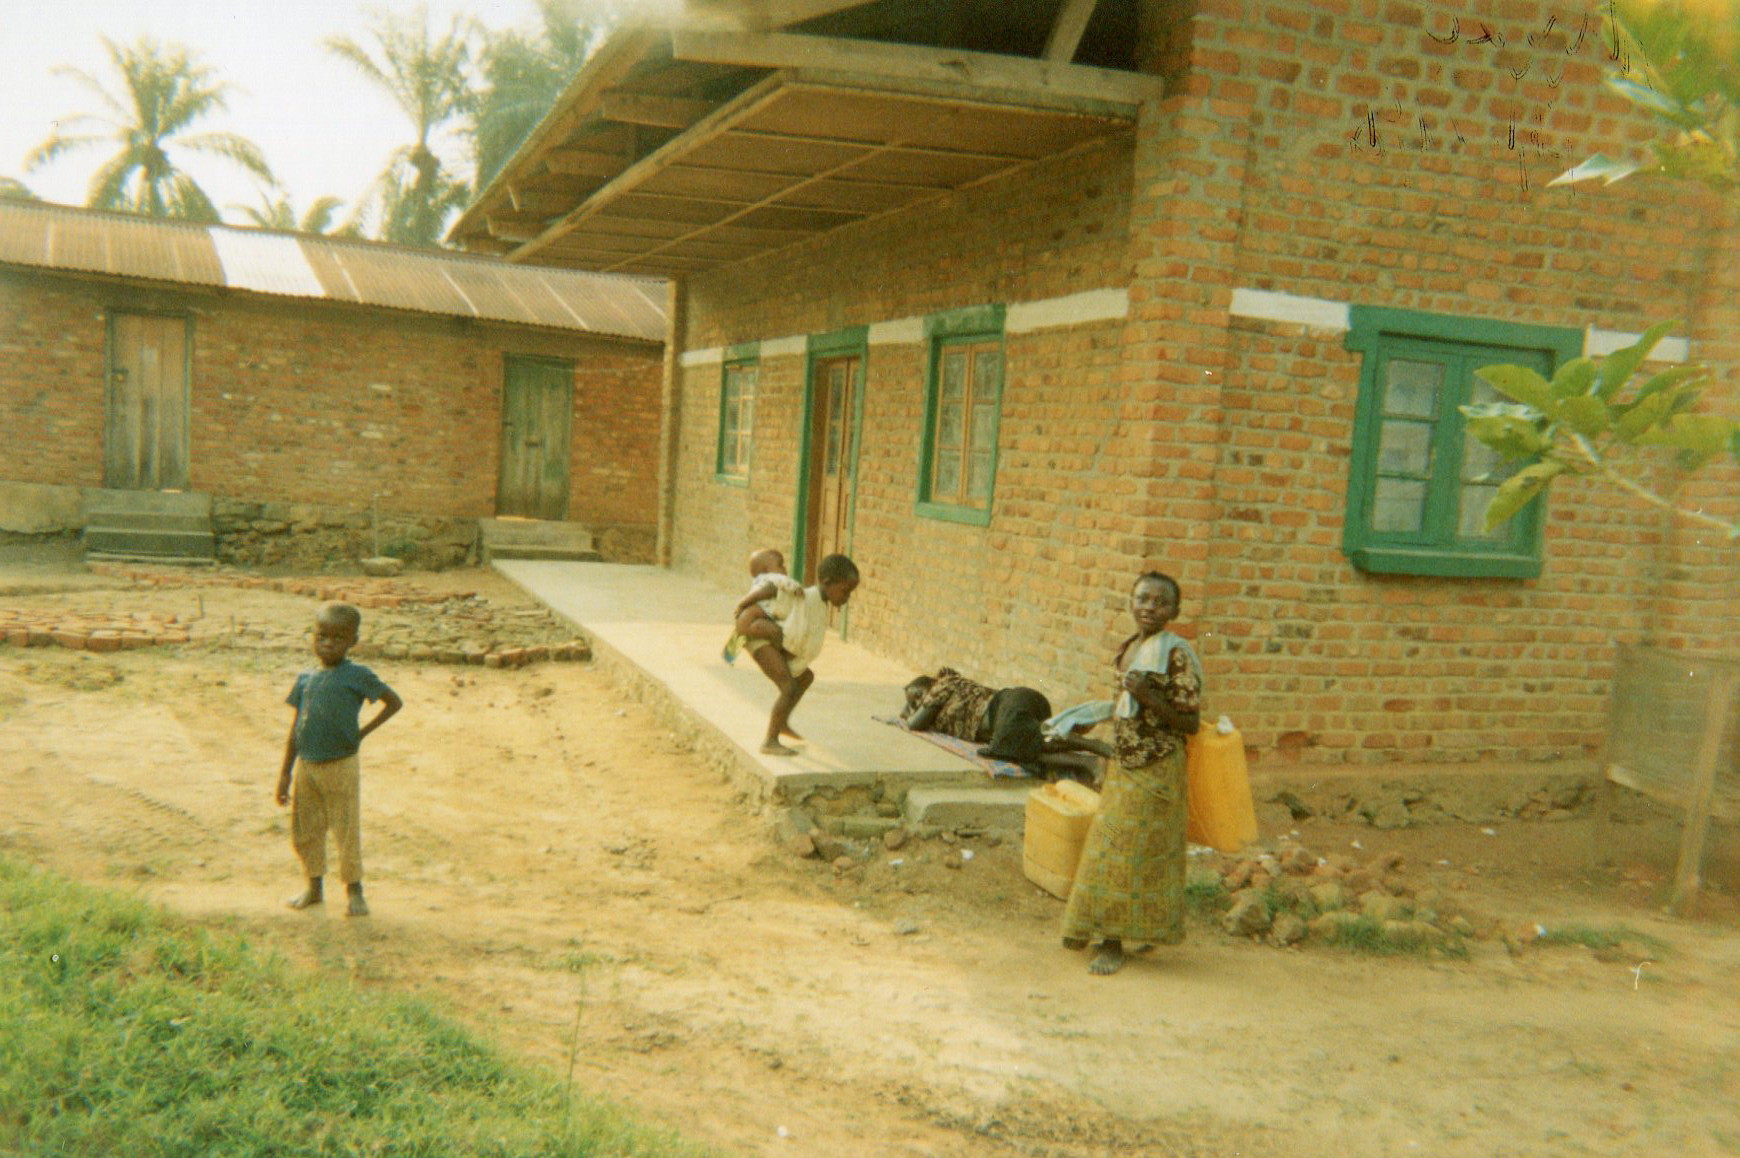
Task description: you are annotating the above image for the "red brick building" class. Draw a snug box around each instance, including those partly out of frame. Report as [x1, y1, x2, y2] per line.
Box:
[454, 0, 1738, 771]
[0, 199, 667, 563]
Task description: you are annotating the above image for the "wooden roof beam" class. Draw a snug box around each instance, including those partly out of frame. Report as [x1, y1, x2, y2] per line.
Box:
[599, 92, 723, 130]
[671, 0, 882, 32]
[545, 148, 632, 178]
[486, 213, 550, 243]
[667, 30, 1161, 108]
[1045, 0, 1100, 63]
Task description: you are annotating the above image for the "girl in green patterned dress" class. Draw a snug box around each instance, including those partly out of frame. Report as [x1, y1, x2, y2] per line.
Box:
[1061, 571, 1202, 975]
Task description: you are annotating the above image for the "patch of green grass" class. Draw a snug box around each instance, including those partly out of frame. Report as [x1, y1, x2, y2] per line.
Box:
[1315, 915, 1470, 960]
[1184, 874, 1230, 916]
[1534, 922, 1670, 956]
[0, 857, 710, 1157]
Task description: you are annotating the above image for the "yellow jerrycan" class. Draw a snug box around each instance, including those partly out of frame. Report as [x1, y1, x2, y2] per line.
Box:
[1186, 715, 1259, 853]
[1023, 778, 1101, 899]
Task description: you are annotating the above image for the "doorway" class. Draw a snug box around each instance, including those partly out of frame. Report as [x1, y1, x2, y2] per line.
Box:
[105, 313, 190, 490]
[801, 354, 860, 582]
[497, 355, 573, 520]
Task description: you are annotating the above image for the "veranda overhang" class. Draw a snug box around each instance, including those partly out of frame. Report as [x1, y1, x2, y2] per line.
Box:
[448, 0, 1158, 276]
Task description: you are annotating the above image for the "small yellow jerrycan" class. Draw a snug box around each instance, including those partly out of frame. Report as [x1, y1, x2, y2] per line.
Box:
[1185, 715, 1259, 853]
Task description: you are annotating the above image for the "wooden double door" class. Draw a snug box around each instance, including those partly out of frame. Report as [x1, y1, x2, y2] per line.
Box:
[105, 313, 190, 490]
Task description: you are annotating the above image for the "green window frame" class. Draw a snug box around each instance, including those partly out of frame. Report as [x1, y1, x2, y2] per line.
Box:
[1343, 307, 1581, 578]
[917, 305, 1006, 526]
[715, 345, 759, 483]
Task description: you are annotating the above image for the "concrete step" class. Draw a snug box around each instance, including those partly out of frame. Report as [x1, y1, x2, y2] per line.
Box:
[84, 490, 212, 518]
[85, 510, 213, 534]
[82, 490, 216, 561]
[84, 527, 216, 560]
[480, 519, 601, 562]
[902, 782, 1038, 831]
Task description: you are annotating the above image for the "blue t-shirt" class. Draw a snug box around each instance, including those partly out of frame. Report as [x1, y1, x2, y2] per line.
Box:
[286, 660, 393, 763]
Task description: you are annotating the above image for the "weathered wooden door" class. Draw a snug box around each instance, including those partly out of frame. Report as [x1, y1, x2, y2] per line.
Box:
[105, 313, 190, 490]
[497, 355, 573, 520]
[803, 355, 859, 581]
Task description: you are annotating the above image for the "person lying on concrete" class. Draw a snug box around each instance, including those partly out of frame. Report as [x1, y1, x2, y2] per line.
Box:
[899, 669, 1111, 776]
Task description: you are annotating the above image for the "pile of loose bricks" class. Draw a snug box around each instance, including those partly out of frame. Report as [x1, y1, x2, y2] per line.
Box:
[0, 608, 191, 652]
[3, 564, 591, 669]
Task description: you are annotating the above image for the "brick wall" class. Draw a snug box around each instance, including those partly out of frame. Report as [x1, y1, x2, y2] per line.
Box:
[671, 140, 1141, 701]
[0, 272, 109, 487]
[1166, 0, 1733, 765]
[664, 0, 1737, 767]
[0, 267, 664, 538]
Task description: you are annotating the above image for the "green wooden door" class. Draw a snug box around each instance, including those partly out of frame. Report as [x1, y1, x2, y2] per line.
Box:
[497, 356, 573, 520]
[105, 313, 190, 490]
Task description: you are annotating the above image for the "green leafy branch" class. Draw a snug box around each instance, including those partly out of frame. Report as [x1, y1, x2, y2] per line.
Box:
[1549, 0, 1739, 192]
[1461, 322, 1740, 539]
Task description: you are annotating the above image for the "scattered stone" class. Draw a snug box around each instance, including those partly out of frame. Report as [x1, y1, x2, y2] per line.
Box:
[1308, 881, 1349, 911]
[1310, 910, 1363, 937]
[839, 816, 900, 840]
[942, 851, 964, 870]
[883, 828, 909, 851]
[1270, 912, 1308, 947]
[360, 556, 404, 577]
[894, 918, 921, 936]
[1360, 891, 1411, 922]
[1222, 891, 1273, 936]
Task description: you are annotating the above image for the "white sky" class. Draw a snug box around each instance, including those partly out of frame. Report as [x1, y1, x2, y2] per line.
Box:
[0, 0, 595, 226]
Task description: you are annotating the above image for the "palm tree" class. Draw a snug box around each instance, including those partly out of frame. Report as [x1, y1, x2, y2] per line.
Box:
[326, 7, 477, 246]
[24, 36, 272, 222]
[472, 0, 616, 193]
[233, 189, 346, 234]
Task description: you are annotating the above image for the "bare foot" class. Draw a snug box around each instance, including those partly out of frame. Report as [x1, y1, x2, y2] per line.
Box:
[760, 741, 798, 756]
[779, 727, 804, 743]
[287, 889, 323, 910]
[1062, 936, 1088, 951]
[346, 892, 369, 918]
[1088, 940, 1125, 975]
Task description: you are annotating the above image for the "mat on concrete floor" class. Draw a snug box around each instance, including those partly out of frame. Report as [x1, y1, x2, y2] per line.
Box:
[874, 717, 1103, 783]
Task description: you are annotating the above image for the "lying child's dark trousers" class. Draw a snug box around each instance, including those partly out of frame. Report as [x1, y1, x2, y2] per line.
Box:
[978, 686, 1053, 765]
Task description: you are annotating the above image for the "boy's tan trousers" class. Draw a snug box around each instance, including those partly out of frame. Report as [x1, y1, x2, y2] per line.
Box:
[290, 753, 363, 883]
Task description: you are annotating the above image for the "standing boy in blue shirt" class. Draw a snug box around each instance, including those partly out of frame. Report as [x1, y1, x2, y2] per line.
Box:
[275, 601, 402, 916]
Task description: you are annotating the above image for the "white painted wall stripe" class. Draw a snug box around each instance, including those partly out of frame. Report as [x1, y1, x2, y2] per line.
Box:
[681, 290, 1689, 367]
[760, 335, 807, 358]
[1585, 327, 1690, 363]
[868, 316, 926, 346]
[1005, 287, 1129, 333]
[1228, 288, 1351, 331]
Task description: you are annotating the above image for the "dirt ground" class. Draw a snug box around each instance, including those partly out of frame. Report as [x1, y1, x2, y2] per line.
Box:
[2, 543, 1738, 1157]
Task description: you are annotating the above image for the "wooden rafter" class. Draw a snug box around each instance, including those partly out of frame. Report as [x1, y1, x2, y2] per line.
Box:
[1044, 0, 1100, 63]
[668, 30, 1160, 108]
[599, 92, 723, 129]
[544, 148, 633, 178]
[672, 0, 882, 32]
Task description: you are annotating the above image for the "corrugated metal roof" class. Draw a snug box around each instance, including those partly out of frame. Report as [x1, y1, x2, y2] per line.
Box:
[0, 199, 666, 343]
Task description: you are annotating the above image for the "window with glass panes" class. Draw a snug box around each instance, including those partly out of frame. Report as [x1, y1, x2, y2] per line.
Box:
[716, 359, 757, 480]
[1343, 308, 1578, 578]
[922, 338, 1002, 517]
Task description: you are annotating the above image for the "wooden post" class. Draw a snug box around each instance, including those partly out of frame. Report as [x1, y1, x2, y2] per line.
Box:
[1668, 669, 1740, 916]
[654, 277, 687, 568]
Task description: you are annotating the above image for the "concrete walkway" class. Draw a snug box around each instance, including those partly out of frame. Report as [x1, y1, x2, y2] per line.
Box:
[494, 561, 1024, 814]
